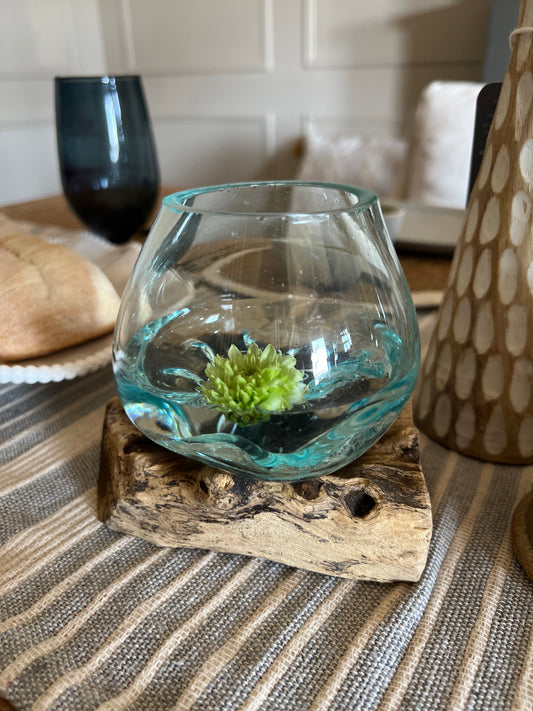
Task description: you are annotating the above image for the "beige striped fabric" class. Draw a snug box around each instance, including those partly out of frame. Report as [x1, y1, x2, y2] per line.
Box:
[0, 314, 532, 711]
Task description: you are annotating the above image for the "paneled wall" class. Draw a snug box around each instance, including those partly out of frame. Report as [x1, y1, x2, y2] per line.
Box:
[0, 0, 493, 206]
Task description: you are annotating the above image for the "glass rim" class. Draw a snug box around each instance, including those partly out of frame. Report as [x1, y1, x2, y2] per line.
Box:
[162, 181, 379, 218]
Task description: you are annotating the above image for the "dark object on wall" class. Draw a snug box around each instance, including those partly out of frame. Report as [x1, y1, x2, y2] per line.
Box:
[468, 82, 502, 199]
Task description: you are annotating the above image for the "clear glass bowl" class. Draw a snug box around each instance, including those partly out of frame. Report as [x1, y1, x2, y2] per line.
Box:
[113, 181, 420, 481]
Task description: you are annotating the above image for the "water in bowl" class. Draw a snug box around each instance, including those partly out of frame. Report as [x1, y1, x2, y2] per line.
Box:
[114, 295, 417, 481]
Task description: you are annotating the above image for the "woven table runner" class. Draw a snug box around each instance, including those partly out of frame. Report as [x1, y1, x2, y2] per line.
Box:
[0, 314, 532, 711]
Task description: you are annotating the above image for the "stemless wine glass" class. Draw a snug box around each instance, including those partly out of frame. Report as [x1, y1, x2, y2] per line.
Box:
[55, 75, 160, 244]
[113, 181, 420, 481]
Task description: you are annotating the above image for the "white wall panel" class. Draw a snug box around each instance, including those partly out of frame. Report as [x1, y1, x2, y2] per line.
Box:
[304, 0, 491, 68]
[125, 0, 274, 74]
[0, 126, 61, 204]
[0, 0, 81, 76]
[0, 0, 105, 78]
[298, 62, 485, 134]
[154, 116, 273, 187]
[0, 81, 54, 124]
[0, 0, 490, 206]
[0, 0, 105, 205]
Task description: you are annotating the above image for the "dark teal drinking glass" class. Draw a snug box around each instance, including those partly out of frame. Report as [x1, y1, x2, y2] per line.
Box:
[55, 75, 160, 244]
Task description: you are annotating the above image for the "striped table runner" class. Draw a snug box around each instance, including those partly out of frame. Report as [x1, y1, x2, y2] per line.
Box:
[1, 315, 532, 711]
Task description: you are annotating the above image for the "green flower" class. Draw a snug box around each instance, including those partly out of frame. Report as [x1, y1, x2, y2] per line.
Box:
[200, 342, 307, 426]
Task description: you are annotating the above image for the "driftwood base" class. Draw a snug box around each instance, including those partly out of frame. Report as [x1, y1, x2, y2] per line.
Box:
[511, 491, 533, 581]
[98, 398, 432, 582]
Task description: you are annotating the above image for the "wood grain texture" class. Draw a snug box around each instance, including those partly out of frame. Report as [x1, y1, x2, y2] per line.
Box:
[0, 697, 19, 711]
[511, 490, 533, 581]
[98, 398, 432, 582]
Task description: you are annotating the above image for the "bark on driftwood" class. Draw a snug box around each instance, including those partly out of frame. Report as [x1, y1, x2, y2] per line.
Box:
[98, 397, 432, 582]
[511, 490, 533, 581]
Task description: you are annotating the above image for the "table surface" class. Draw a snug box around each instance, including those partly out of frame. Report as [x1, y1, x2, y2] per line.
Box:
[0, 196, 532, 711]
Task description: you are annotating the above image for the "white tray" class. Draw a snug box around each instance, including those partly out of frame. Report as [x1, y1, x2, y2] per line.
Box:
[393, 202, 465, 255]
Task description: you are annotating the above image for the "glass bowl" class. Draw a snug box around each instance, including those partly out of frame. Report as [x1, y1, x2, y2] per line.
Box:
[113, 181, 420, 481]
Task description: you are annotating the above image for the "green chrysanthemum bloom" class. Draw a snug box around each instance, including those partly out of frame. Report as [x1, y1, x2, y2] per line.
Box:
[200, 342, 307, 426]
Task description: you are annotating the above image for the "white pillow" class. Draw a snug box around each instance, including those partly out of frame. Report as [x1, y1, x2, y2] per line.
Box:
[296, 124, 407, 200]
[405, 81, 485, 209]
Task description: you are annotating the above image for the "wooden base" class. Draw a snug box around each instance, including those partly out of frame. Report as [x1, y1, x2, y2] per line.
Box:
[511, 491, 533, 581]
[97, 398, 432, 582]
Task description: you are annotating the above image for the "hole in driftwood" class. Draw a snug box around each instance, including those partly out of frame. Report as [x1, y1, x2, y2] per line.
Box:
[293, 480, 322, 500]
[123, 433, 158, 456]
[199, 480, 209, 495]
[345, 488, 376, 518]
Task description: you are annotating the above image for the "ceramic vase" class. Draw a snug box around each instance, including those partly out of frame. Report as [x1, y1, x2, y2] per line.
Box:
[414, 0, 533, 463]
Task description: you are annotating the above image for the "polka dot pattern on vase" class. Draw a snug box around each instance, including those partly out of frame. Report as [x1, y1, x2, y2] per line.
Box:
[413, 16, 533, 463]
[519, 139, 533, 183]
[455, 402, 476, 449]
[515, 71, 533, 139]
[484, 406, 507, 455]
[453, 298, 472, 345]
[510, 358, 532, 412]
[498, 249, 519, 304]
[456, 246, 474, 296]
[510, 190, 531, 244]
[454, 348, 477, 400]
[479, 196, 500, 244]
[482, 355, 505, 401]
[491, 146, 510, 192]
[473, 249, 492, 299]
[464, 199, 479, 242]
